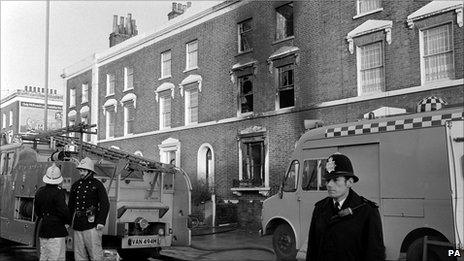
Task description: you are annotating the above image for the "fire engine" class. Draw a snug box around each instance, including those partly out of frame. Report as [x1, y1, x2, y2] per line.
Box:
[261, 105, 463, 261]
[0, 124, 192, 258]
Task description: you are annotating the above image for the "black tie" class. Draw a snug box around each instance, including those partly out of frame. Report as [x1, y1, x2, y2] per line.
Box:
[334, 201, 340, 210]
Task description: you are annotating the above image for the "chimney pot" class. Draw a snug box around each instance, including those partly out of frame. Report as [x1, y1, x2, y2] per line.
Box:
[112, 15, 118, 33]
[172, 3, 177, 11]
[119, 16, 125, 34]
[187, 2, 192, 8]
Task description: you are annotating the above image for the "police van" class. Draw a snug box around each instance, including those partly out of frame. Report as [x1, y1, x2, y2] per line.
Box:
[261, 105, 463, 261]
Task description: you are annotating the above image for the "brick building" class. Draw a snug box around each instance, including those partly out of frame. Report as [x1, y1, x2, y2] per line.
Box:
[0, 86, 63, 142]
[62, 0, 463, 203]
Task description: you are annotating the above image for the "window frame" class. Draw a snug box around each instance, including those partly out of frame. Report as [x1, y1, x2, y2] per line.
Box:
[276, 64, 295, 109]
[161, 50, 172, 79]
[185, 40, 198, 71]
[106, 73, 115, 96]
[238, 18, 253, 53]
[123, 102, 135, 135]
[69, 88, 76, 108]
[302, 158, 328, 191]
[2, 114, 6, 129]
[159, 95, 172, 129]
[81, 83, 89, 104]
[275, 2, 294, 41]
[239, 136, 266, 188]
[238, 74, 254, 114]
[185, 88, 199, 125]
[356, 41, 385, 96]
[282, 160, 299, 192]
[124, 67, 134, 91]
[419, 22, 455, 84]
[105, 106, 115, 138]
[9, 111, 13, 126]
[356, 0, 382, 16]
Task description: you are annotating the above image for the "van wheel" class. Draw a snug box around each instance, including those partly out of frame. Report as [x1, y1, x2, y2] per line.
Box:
[273, 223, 297, 261]
[406, 237, 440, 261]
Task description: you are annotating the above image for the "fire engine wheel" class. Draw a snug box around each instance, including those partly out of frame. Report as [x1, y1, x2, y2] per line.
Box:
[273, 223, 297, 261]
[406, 237, 441, 261]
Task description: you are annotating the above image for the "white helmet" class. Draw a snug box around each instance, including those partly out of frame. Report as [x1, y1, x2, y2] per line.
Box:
[43, 163, 63, 185]
[76, 157, 95, 173]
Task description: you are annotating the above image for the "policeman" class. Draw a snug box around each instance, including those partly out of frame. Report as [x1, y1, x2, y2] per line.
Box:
[34, 163, 71, 261]
[306, 153, 385, 261]
[68, 157, 109, 261]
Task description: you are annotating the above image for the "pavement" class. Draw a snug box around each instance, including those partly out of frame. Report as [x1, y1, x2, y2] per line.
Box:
[160, 225, 275, 261]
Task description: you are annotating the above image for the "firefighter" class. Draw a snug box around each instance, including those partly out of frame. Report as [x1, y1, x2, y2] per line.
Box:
[68, 157, 109, 261]
[306, 153, 385, 261]
[34, 163, 71, 261]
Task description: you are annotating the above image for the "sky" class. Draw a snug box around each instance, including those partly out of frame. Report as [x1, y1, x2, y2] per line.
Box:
[0, 0, 217, 97]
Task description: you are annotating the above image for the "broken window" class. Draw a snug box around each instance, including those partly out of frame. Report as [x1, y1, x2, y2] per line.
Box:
[276, 3, 294, 41]
[278, 64, 294, 108]
[239, 75, 253, 113]
[238, 19, 253, 53]
[241, 138, 264, 187]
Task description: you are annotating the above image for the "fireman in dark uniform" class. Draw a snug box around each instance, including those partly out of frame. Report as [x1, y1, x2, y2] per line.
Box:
[306, 153, 385, 261]
[34, 163, 71, 261]
[68, 157, 109, 261]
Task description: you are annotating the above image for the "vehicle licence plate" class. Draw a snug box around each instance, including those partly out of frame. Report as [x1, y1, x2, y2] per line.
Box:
[124, 236, 160, 248]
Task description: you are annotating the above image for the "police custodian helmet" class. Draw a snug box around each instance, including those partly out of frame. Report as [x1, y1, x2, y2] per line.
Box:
[324, 153, 359, 183]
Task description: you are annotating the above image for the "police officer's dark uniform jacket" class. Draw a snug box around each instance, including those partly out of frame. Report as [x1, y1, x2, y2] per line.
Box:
[306, 153, 385, 261]
[34, 184, 71, 238]
[68, 173, 109, 231]
[306, 189, 385, 261]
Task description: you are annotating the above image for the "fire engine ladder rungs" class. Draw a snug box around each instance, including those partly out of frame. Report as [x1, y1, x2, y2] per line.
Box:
[22, 124, 175, 174]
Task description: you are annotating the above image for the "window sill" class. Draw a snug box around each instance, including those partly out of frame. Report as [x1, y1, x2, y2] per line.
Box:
[353, 8, 383, 19]
[158, 76, 172, 81]
[81, 101, 89, 105]
[272, 36, 295, 46]
[123, 87, 134, 92]
[235, 49, 253, 57]
[105, 93, 115, 98]
[183, 67, 199, 73]
[231, 187, 270, 197]
[185, 122, 198, 126]
[275, 106, 294, 113]
[237, 112, 253, 118]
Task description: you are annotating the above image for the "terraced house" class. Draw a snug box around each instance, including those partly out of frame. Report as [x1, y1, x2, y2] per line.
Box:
[62, 0, 463, 211]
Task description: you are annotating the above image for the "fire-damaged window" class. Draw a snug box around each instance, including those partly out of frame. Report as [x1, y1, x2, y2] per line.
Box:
[240, 136, 265, 187]
[275, 2, 293, 41]
[238, 19, 253, 53]
[278, 64, 295, 108]
[239, 74, 253, 113]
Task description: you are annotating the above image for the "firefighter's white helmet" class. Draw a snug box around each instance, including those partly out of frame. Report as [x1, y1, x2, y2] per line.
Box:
[43, 163, 63, 185]
[76, 157, 95, 173]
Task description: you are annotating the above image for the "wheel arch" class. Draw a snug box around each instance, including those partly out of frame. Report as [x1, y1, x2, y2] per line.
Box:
[264, 217, 299, 246]
[400, 227, 449, 253]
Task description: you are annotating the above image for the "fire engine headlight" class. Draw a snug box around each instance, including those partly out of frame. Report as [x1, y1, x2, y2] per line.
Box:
[135, 217, 149, 230]
[158, 228, 165, 236]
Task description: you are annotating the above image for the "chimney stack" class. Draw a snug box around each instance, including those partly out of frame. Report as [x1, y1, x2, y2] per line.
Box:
[168, 2, 192, 20]
[109, 13, 138, 47]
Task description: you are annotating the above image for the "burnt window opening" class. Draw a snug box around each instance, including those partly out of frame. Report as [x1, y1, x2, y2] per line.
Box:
[239, 75, 253, 113]
[238, 19, 253, 53]
[276, 3, 294, 40]
[278, 64, 294, 108]
[241, 138, 264, 187]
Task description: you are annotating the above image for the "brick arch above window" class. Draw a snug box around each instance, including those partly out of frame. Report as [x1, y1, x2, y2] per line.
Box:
[179, 74, 202, 96]
[155, 82, 175, 101]
[120, 93, 137, 108]
[346, 20, 392, 54]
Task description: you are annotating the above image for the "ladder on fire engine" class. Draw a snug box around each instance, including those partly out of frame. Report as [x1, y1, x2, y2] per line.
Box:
[20, 123, 176, 174]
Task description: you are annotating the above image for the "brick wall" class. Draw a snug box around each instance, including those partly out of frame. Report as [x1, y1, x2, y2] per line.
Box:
[66, 69, 92, 125]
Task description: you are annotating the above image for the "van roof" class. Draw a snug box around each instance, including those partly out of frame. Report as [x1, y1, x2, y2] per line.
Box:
[300, 107, 464, 142]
